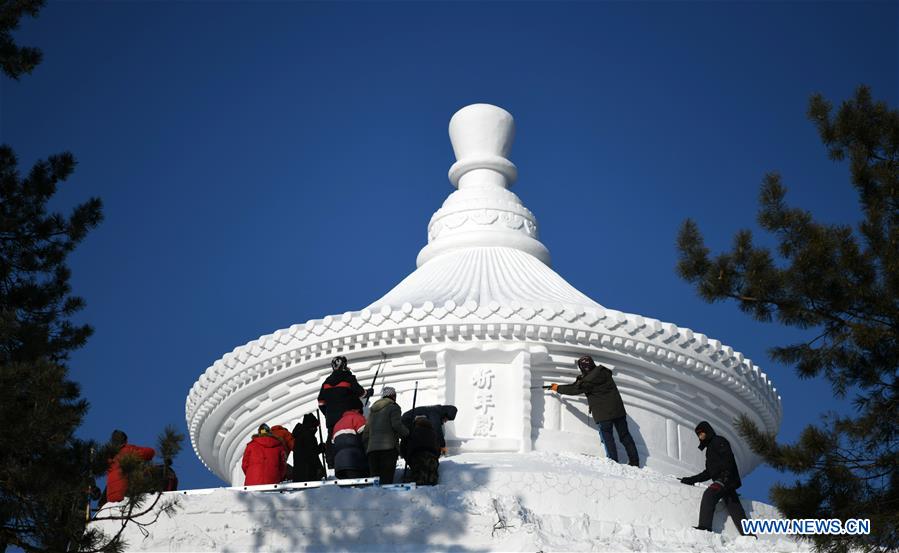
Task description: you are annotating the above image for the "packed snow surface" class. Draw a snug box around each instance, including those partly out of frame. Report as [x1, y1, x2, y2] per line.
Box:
[95, 451, 808, 552]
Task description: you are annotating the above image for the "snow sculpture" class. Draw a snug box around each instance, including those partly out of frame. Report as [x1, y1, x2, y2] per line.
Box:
[417, 103, 549, 266]
[186, 104, 782, 486]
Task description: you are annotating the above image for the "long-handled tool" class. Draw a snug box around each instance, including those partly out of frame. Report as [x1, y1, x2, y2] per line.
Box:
[365, 351, 387, 406]
[401, 381, 419, 482]
[315, 410, 328, 479]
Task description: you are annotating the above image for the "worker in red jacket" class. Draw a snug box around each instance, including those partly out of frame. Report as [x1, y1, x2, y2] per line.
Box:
[241, 424, 287, 486]
[332, 409, 368, 479]
[105, 429, 155, 503]
[270, 424, 295, 480]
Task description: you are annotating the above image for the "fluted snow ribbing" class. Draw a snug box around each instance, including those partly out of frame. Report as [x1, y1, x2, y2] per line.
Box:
[369, 247, 601, 310]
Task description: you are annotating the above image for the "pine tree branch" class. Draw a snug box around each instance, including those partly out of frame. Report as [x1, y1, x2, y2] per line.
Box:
[91, 491, 169, 524]
[726, 290, 895, 331]
[85, 493, 165, 553]
[854, 470, 895, 481]
[0, 229, 73, 242]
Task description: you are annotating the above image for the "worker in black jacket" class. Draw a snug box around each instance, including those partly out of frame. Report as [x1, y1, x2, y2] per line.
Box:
[401, 404, 457, 456]
[679, 421, 752, 535]
[405, 415, 441, 485]
[550, 355, 639, 466]
[317, 356, 372, 467]
[291, 413, 325, 482]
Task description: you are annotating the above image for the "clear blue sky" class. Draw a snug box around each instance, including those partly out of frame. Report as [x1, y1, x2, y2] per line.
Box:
[2, 1, 896, 503]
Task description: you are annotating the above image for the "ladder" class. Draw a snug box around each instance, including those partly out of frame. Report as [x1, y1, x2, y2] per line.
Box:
[175, 478, 416, 496]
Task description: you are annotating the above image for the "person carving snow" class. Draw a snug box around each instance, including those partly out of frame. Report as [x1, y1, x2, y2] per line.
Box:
[105, 429, 156, 503]
[317, 356, 373, 466]
[363, 386, 409, 484]
[270, 424, 294, 454]
[679, 421, 753, 535]
[291, 413, 325, 482]
[550, 355, 640, 467]
[270, 424, 295, 480]
[401, 404, 457, 456]
[405, 415, 440, 485]
[241, 423, 287, 485]
[332, 409, 369, 479]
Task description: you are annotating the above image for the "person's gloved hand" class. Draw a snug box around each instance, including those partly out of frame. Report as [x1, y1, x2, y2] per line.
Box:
[550, 383, 559, 392]
[365, 388, 374, 399]
[679, 477, 696, 486]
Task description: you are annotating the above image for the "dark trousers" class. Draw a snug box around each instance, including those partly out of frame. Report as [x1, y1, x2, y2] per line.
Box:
[323, 413, 339, 469]
[323, 441, 335, 469]
[698, 484, 749, 533]
[408, 453, 439, 486]
[368, 450, 399, 484]
[598, 416, 640, 466]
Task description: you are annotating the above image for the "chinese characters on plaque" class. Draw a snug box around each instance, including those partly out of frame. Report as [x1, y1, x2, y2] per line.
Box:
[471, 367, 496, 437]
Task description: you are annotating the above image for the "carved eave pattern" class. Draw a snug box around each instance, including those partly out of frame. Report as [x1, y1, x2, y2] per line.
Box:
[186, 300, 783, 473]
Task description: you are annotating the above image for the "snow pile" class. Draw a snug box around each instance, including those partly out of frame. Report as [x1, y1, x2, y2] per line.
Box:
[94, 451, 808, 552]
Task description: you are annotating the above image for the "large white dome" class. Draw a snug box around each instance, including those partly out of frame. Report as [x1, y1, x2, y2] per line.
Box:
[185, 104, 782, 485]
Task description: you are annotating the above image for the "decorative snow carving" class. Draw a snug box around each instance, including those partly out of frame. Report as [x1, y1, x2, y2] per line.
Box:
[428, 209, 538, 242]
[471, 368, 497, 437]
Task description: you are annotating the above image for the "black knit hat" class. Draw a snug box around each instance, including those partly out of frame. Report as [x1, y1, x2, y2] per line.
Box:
[110, 429, 127, 447]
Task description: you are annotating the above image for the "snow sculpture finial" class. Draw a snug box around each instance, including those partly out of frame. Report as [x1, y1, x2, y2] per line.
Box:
[448, 104, 517, 189]
[415, 103, 551, 268]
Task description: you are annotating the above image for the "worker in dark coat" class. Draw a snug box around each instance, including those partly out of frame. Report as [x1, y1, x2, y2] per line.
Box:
[363, 386, 409, 484]
[406, 415, 440, 485]
[680, 421, 752, 535]
[148, 458, 179, 492]
[550, 355, 640, 466]
[291, 414, 325, 482]
[241, 424, 287, 486]
[401, 404, 457, 456]
[332, 409, 369, 479]
[105, 429, 156, 503]
[317, 356, 372, 466]
[160, 459, 178, 491]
